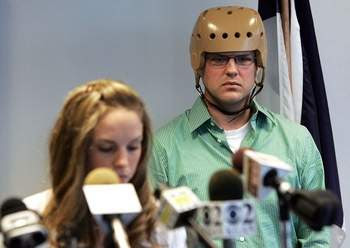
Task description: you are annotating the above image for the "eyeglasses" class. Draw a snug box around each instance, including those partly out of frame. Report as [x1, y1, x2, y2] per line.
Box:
[205, 52, 256, 68]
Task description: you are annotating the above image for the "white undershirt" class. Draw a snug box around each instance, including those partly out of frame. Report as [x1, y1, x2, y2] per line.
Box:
[224, 122, 251, 153]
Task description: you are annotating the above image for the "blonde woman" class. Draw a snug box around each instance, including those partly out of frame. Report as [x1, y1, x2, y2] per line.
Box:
[43, 79, 168, 247]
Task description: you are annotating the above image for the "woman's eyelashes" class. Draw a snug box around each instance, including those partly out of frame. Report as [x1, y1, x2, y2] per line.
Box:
[94, 141, 142, 154]
[94, 142, 115, 153]
[127, 142, 142, 152]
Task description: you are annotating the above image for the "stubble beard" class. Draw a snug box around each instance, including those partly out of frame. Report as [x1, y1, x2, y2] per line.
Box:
[204, 88, 250, 113]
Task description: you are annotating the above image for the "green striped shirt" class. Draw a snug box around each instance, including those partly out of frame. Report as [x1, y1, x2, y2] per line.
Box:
[149, 97, 330, 247]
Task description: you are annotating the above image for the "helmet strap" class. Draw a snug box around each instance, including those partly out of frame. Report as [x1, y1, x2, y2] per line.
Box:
[195, 73, 204, 97]
[255, 67, 265, 87]
[196, 74, 264, 122]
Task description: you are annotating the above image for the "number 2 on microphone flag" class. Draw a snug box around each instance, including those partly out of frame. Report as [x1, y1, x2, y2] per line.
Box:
[196, 200, 256, 239]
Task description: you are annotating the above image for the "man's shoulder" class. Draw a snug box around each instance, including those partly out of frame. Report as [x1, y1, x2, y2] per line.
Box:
[259, 105, 309, 135]
[155, 110, 191, 141]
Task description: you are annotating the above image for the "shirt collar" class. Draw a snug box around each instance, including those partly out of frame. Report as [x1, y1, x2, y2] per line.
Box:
[188, 97, 211, 132]
[249, 100, 277, 133]
[251, 100, 276, 124]
[188, 97, 277, 133]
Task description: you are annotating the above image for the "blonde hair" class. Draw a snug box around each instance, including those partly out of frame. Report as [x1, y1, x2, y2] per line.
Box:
[43, 79, 157, 247]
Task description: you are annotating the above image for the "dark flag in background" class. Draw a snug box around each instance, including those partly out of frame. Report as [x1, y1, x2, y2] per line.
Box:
[257, 0, 344, 245]
[294, 0, 344, 228]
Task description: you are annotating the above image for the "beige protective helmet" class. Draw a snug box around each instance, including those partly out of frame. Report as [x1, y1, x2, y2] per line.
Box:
[190, 6, 267, 85]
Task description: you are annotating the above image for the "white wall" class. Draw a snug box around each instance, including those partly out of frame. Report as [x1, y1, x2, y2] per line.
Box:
[0, 0, 348, 246]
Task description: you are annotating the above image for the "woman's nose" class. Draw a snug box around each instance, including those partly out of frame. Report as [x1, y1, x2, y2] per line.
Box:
[113, 149, 128, 169]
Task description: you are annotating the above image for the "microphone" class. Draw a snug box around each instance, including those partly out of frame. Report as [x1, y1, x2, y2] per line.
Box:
[83, 167, 142, 248]
[84, 167, 121, 184]
[233, 148, 292, 199]
[208, 169, 243, 201]
[156, 185, 216, 248]
[0, 198, 48, 248]
[234, 148, 340, 231]
[197, 169, 256, 248]
[288, 189, 340, 231]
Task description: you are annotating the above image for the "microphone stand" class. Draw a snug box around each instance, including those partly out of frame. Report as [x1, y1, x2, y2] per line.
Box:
[264, 169, 292, 248]
[277, 191, 292, 248]
[111, 218, 131, 248]
[187, 217, 216, 248]
[223, 239, 236, 248]
[263, 169, 340, 248]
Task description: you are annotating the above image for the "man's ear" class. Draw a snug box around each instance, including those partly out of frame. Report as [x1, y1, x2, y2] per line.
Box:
[255, 67, 264, 86]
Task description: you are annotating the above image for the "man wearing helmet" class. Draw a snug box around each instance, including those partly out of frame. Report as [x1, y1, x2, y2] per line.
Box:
[150, 6, 329, 247]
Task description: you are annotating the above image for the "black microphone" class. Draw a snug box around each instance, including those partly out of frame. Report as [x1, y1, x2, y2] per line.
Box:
[209, 169, 243, 201]
[0, 198, 48, 248]
[289, 190, 339, 231]
[208, 169, 244, 248]
[262, 163, 340, 231]
[235, 148, 340, 231]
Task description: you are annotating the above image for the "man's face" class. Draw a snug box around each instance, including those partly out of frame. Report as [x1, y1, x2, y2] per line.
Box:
[202, 51, 256, 110]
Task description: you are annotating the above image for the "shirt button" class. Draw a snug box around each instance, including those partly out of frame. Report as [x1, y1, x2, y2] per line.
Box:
[239, 237, 245, 242]
[210, 122, 215, 126]
[217, 139, 222, 143]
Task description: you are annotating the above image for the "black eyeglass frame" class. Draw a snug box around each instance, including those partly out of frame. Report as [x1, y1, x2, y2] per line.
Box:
[205, 52, 257, 68]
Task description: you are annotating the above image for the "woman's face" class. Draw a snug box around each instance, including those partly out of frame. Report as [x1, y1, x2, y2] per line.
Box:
[88, 108, 143, 183]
